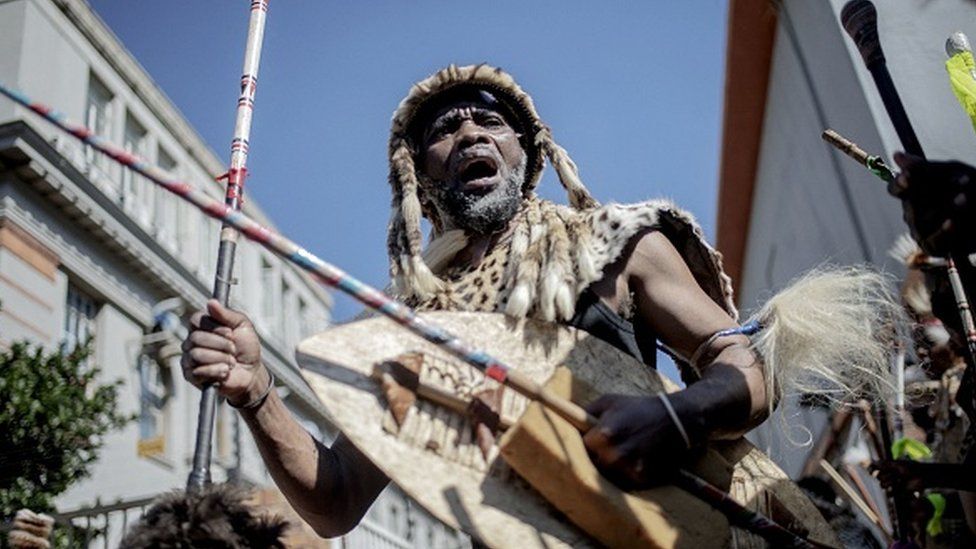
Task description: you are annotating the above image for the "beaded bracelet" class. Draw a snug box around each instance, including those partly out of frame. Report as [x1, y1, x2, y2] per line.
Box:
[688, 320, 763, 374]
[228, 372, 276, 410]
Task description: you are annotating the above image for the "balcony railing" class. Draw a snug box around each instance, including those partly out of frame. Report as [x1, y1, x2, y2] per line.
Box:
[0, 494, 160, 548]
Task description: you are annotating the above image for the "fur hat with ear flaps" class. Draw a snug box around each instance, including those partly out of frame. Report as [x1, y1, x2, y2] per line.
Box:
[387, 64, 736, 341]
[389, 65, 599, 294]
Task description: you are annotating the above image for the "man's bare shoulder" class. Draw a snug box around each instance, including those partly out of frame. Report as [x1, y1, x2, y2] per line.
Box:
[621, 229, 695, 284]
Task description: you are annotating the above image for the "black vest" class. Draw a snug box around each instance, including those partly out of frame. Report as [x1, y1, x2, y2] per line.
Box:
[568, 289, 656, 370]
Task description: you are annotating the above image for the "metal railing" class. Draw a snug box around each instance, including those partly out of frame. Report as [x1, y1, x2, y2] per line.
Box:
[50, 495, 156, 548]
[3, 497, 471, 548]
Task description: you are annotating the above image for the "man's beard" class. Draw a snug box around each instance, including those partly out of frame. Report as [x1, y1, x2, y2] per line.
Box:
[427, 157, 527, 235]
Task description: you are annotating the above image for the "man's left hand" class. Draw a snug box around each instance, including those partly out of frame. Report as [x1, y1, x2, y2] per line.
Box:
[890, 153, 976, 257]
[583, 394, 700, 489]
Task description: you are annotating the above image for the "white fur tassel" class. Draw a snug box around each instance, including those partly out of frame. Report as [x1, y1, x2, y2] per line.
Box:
[902, 280, 933, 318]
[747, 266, 905, 413]
[576, 245, 599, 287]
[888, 233, 921, 265]
[539, 269, 561, 322]
[506, 214, 545, 318]
[395, 254, 444, 299]
[555, 284, 575, 321]
[422, 230, 469, 275]
[510, 225, 530, 259]
[506, 285, 531, 318]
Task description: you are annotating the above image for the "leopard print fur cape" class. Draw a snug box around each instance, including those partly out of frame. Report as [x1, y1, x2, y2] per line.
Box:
[401, 197, 737, 330]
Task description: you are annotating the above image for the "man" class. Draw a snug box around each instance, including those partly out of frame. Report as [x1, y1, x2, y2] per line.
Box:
[181, 64, 769, 538]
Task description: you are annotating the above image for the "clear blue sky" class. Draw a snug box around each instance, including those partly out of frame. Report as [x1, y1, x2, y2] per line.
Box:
[88, 2, 729, 333]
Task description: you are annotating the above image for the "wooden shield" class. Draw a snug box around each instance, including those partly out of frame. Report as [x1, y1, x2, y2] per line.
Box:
[296, 312, 837, 548]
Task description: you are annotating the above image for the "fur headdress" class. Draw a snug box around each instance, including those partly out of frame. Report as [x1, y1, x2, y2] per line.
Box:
[388, 64, 598, 299]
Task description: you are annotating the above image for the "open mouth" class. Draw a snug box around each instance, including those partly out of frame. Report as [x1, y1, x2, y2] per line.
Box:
[458, 157, 500, 190]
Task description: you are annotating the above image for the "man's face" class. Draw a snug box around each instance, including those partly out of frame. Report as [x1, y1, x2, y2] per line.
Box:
[419, 101, 527, 234]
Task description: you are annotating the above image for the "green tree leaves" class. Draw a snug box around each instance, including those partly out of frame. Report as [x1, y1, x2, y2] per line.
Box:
[0, 341, 132, 517]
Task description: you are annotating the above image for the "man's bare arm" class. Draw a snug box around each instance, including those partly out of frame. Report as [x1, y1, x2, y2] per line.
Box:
[625, 230, 768, 436]
[237, 378, 389, 537]
[582, 230, 768, 486]
[182, 301, 388, 537]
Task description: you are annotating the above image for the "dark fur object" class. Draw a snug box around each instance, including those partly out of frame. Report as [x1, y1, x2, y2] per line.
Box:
[119, 484, 289, 548]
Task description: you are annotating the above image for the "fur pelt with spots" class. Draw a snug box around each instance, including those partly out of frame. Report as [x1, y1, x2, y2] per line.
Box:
[407, 196, 734, 320]
[387, 65, 734, 331]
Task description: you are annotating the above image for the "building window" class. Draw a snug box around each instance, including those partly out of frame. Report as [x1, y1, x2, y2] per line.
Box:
[282, 280, 293, 343]
[197, 214, 217, 281]
[122, 113, 152, 224]
[154, 148, 178, 250]
[137, 352, 169, 459]
[177, 202, 199, 273]
[84, 74, 115, 189]
[260, 258, 277, 334]
[298, 297, 313, 338]
[62, 283, 97, 357]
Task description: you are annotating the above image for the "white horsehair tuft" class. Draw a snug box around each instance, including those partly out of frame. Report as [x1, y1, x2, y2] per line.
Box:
[746, 266, 905, 418]
[422, 230, 469, 275]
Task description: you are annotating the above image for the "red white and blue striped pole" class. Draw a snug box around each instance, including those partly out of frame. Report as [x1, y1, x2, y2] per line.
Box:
[188, 0, 270, 491]
[0, 80, 822, 548]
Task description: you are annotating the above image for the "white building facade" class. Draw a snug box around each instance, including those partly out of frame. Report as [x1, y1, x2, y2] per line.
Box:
[0, 0, 463, 546]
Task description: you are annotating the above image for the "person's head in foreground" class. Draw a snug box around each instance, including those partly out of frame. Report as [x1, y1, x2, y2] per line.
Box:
[119, 485, 289, 549]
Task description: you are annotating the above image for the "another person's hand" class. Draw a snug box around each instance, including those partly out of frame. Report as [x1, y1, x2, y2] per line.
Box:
[181, 299, 268, 407]
[871, 459, 941, 538]
[582, 393, 701, 489]
[891, 153, 976, 257]
[871, 459, 926, 493]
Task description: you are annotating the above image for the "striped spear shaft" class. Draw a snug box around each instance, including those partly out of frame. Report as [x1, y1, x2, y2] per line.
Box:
[188, 0, 271, 491]
[0, 81, 823, 548]
[943, 32, 976, 368]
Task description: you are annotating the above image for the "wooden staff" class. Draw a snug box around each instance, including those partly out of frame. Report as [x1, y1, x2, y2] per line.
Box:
[187, 0, 270, 491]
[843, 463, 892, 540]
[822, 129, 895, 182]
[820, 460, 890, 539]
[800, 407, 854, 478]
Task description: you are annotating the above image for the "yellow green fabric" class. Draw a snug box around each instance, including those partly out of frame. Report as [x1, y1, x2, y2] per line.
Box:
[891, 437, 932, 460]
[926, 492, 946, 537]
[946, 51, 976, 133]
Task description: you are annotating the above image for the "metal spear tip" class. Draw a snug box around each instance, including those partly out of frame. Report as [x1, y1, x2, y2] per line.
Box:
[946, 32, 972, 57]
